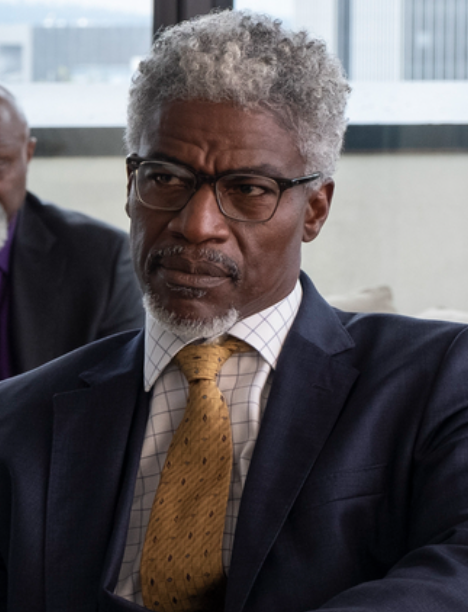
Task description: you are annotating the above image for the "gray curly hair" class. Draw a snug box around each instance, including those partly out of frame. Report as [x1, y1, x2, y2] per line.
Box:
[126, 10, 350, 177]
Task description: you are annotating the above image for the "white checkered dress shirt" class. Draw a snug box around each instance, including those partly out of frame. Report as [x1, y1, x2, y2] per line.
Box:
[115, 280, 302, 605]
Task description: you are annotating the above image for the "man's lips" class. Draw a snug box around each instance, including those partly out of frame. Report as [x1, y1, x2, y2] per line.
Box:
[158, 257, 231, 289]
[161, 257, 229, 278]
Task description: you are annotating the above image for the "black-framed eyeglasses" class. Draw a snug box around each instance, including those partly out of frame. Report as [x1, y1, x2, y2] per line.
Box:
[126, 154, 322, 223]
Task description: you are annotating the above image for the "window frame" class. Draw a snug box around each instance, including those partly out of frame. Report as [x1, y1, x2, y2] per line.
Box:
[29, 0, 468, 156]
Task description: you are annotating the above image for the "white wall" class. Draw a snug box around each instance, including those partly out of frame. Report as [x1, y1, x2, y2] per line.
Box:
[304, 152, 468, 314]
[27, 152, 468, 315]
[28, 156, 130, 231]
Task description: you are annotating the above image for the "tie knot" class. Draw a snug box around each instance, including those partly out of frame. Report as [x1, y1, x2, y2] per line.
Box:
[174, 337, 251, 383]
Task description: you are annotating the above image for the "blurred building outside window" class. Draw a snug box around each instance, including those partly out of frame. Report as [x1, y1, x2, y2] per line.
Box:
[0, 0, 152, 127]
[235, 0, 468, 127]
[233, 0, 468, 317]
[4, 0, 468, 128]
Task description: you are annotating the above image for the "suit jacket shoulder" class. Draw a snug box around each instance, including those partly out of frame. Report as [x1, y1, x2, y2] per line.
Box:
[0, 329, 148, 612]
[227, 272, 468, 612]
[10, 192, 144, 374]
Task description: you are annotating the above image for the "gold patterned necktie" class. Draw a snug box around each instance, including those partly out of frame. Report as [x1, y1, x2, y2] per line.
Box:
[140, 336, 251, 612]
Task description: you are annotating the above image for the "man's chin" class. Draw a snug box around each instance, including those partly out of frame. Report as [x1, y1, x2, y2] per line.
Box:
[143, 292, 239, 342]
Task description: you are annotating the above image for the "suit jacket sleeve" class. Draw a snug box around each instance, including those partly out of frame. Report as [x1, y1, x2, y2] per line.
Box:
[0, 560, 6, 611]
[315, 325, 468, 610]
[228, 280, 468, 612]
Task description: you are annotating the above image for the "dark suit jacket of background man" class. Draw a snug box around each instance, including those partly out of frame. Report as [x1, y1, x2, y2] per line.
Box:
[8, 191, 144, 375]
[1, 273, 468, 611]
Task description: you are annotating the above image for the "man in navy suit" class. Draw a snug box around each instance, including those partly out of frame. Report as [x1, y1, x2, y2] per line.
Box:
[0, 85, 144, 380]
[2, 9, 468, 612]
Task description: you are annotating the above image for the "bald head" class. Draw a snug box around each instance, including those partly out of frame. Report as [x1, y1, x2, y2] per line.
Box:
[0, 86, 29, 130]
[0, 86, 36, 221]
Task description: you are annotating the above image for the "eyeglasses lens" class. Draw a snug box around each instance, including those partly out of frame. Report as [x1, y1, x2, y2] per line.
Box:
[136, 161, 280, 222]
[217, 175, 279, 221]
[136, 162, 194, 211]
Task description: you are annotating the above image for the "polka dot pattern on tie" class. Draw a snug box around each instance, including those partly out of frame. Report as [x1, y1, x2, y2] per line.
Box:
[140, 337, 251, 612]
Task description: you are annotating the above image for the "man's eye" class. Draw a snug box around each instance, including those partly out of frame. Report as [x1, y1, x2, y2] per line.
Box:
[222, 175, 277, 199]
[235, 183, 266, 196]
[225, 181, 274, 198]
[148, 172, 185, 187]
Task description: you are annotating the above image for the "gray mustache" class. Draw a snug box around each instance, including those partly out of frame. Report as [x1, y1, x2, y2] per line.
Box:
[147, 245, 240, 280]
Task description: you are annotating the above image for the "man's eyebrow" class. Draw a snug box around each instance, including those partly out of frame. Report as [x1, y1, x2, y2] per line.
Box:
[143, 151, 183, 165]
[231, 163, 290, 178]
[140, 154, 289, 178]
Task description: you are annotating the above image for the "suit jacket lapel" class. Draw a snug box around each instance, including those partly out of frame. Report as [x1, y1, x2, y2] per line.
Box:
[45, 332, 149, 611]
[11, 193, 66, 372]
[226, 274, 359, 612]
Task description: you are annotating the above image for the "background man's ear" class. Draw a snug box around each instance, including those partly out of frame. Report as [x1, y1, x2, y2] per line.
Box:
[302, 179, 334, 243]
[27, 137, 37, 162]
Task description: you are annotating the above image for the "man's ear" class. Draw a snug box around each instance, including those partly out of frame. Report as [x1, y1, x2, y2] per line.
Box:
[26, 137, 37, 162]
[302, 179, 334, 243]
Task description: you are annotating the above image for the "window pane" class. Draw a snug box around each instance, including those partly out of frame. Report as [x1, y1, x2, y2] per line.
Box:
[234, 0, 468, 318]
[1, 0, 153, 126]
[234, 0, 468, 125]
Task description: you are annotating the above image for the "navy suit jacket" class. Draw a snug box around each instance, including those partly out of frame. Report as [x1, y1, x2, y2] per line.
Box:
[9, 192, 145, 376]
[2, 273, 468, 611]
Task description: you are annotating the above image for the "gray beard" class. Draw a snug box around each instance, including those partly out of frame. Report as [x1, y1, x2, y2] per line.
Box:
[0, 206, 7, 250]
[143, 291, 240, 342]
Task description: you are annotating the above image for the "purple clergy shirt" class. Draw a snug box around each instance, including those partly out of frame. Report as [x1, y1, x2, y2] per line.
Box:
[0, 213, 18, 380]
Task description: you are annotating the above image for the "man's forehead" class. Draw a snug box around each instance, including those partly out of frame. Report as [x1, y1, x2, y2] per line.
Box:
[138, 100, 305, 174]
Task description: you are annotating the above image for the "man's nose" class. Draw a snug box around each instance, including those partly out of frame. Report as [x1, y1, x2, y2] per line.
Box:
[166, 183, 230, 244]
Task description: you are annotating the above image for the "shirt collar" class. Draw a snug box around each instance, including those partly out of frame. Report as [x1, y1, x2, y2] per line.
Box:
[144, 279, 302, 391]
[0, 213, 18, 275]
